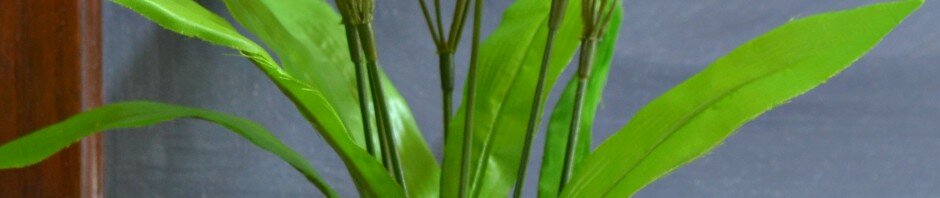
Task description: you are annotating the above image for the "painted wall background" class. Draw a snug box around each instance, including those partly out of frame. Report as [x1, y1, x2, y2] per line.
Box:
[103, 0, 940, 197]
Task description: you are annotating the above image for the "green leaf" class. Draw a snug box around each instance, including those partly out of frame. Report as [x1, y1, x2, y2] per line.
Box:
[441, 0, 602, 197]
[109, 0, 405, 197]
[0, 102, 338, 197]
[218, 0, 439, 196]
[561, 1, 923, 197]
[537, 7, 623, 198]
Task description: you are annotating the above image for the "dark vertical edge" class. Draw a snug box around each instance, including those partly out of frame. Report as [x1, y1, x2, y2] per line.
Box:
[0, 0, 103, 197]
[78, 0, 104, 197]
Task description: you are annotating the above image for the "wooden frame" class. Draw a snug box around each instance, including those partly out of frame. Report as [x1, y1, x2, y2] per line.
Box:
[0, 0, 103, 197]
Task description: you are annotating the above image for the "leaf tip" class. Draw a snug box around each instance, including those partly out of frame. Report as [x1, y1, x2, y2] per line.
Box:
[892, 0, 925, 12]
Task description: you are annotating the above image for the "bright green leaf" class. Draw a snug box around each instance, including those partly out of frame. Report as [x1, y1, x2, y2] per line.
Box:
[441, 0, 593, 197]
[538, 7, 623, 198]
[0, 102, 338, 197]
[218, 0, 439, 196]
[110, 0, 405, 197]
[561, 1, 923, 197]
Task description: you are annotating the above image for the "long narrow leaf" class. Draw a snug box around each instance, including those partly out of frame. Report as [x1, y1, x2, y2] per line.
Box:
[537, 7, 623, 198]
[109, 0, 405, 197]
[441, 0, 594, 197]
[218, 1, 440, 196]
[561, 1, 923, 197]
[0, 102, 338, 197]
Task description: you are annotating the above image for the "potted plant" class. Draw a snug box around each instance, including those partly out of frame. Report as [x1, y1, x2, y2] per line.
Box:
[0, 0, 923, 197]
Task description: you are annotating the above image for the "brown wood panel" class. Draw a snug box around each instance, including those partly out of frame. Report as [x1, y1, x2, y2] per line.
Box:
[0, 0, 103, 197]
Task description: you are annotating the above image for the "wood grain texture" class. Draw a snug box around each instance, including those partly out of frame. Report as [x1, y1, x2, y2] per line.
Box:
[0, 0, 102, 197]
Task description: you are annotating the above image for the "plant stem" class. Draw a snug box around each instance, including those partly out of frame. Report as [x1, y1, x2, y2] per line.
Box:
[443, 0, 471, 146]
[416, 0, 456, 161]
[559, 38, 597, 190]
[433, 0, 445, 42]
[448, 0, 473, 48]
[439, 53, 455, 141]
[417, 0, 443, 44]
[460, 0, 483, 197]
[413, 0, 473, 195]
[340, 25, 379, 157]
[356, 23, 407, 192]
[512, 31, 555, 198]
[513, 0, 569, 197]
[558, 0, 617, 192]
[375, 98, 393, 166]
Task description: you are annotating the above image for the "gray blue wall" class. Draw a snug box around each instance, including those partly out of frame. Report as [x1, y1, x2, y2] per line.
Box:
[103, 0, 939, 197]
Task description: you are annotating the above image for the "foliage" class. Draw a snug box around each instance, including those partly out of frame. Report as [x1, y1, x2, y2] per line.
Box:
[0, 0, 922, 197]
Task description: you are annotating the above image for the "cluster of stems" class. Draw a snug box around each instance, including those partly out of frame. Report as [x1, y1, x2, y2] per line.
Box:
[335, 0, 407, 193]
[513, 0, 619, 197]
[559, 0, 619, 190]
[337, 0, 615, 196]
[414, 0, 483, 197]
[416, 0, 472, 140]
